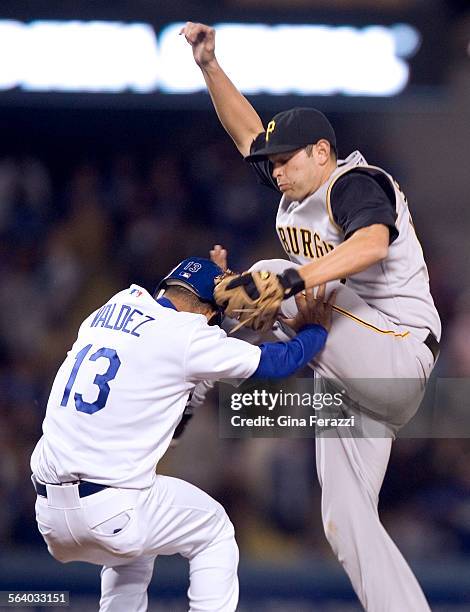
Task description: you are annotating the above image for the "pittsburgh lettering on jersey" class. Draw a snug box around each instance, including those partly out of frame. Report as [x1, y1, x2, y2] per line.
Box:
[277, 226, 334, 259]
[90, 303, 155, 337]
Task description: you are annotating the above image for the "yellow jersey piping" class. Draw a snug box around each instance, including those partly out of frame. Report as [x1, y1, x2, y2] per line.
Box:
[332, 305, 410, 338]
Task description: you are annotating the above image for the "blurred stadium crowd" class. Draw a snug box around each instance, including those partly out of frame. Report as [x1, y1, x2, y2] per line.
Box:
[0, 110, 469, 571]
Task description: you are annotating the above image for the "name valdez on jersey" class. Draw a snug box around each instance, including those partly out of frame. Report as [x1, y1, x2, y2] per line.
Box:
[90, 302, 155, 337]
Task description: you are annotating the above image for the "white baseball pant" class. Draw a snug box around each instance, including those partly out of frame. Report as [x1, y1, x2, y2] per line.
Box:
[246, 258, 434, 612]
[34, 474, 239, 611]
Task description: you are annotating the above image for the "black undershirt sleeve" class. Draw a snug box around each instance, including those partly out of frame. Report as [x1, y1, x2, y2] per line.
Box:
[246, 132, 280, 192]
[330, 170, 399, 244]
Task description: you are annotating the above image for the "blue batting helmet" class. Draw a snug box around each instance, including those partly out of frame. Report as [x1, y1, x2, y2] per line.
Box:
[155, 257, 224, 310]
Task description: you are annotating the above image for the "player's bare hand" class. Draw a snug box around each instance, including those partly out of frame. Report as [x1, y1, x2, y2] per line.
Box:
[180, 22, 216, 67]
[282, 285, 336, 333]
[210, 244, 228, 271]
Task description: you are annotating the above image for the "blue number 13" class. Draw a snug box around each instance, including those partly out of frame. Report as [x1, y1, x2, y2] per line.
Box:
[60, 344, 121, 414]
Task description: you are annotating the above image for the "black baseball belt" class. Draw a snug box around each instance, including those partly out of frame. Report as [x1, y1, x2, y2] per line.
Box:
[32, 475, 109, 499]
[424, 331, 440, 362]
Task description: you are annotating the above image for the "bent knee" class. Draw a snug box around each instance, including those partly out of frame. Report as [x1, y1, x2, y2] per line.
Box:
[211, 519, 239, 569]
[47, 542, 75, 564]
[214, 507, 236, 541]
[210, 510, 238, 553]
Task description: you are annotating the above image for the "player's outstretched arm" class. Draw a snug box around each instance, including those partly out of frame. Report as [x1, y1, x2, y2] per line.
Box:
[180, 21, 264, 157]
[296, 224, 390, 290]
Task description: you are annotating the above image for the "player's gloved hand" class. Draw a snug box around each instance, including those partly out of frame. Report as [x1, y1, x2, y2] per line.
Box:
[214, 268, 305, 333]
[281, 284, 337, 333]
[180, 22, 216, 68]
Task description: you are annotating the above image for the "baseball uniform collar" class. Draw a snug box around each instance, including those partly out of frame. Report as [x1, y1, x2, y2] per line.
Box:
[156, 297, 178, 311]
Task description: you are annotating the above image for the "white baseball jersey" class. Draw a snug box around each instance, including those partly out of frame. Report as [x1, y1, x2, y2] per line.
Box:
[31, 285, 261, 489]
[273, 151, 441, 341]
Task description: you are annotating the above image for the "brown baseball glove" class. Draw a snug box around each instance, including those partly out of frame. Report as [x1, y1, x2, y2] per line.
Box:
[214, 268, 305, 333]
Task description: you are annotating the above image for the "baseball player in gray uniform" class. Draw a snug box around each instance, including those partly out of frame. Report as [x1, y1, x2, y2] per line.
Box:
[183, 22, 441, 611]
[31, 256, 334, 612]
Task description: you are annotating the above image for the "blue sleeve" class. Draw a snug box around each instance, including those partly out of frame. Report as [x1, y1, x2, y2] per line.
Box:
[250, 324, 328, 379]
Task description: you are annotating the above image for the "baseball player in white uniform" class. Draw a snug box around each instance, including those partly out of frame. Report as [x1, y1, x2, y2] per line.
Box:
[183, 22, 441, 611]
[31, 256, 334, 612]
